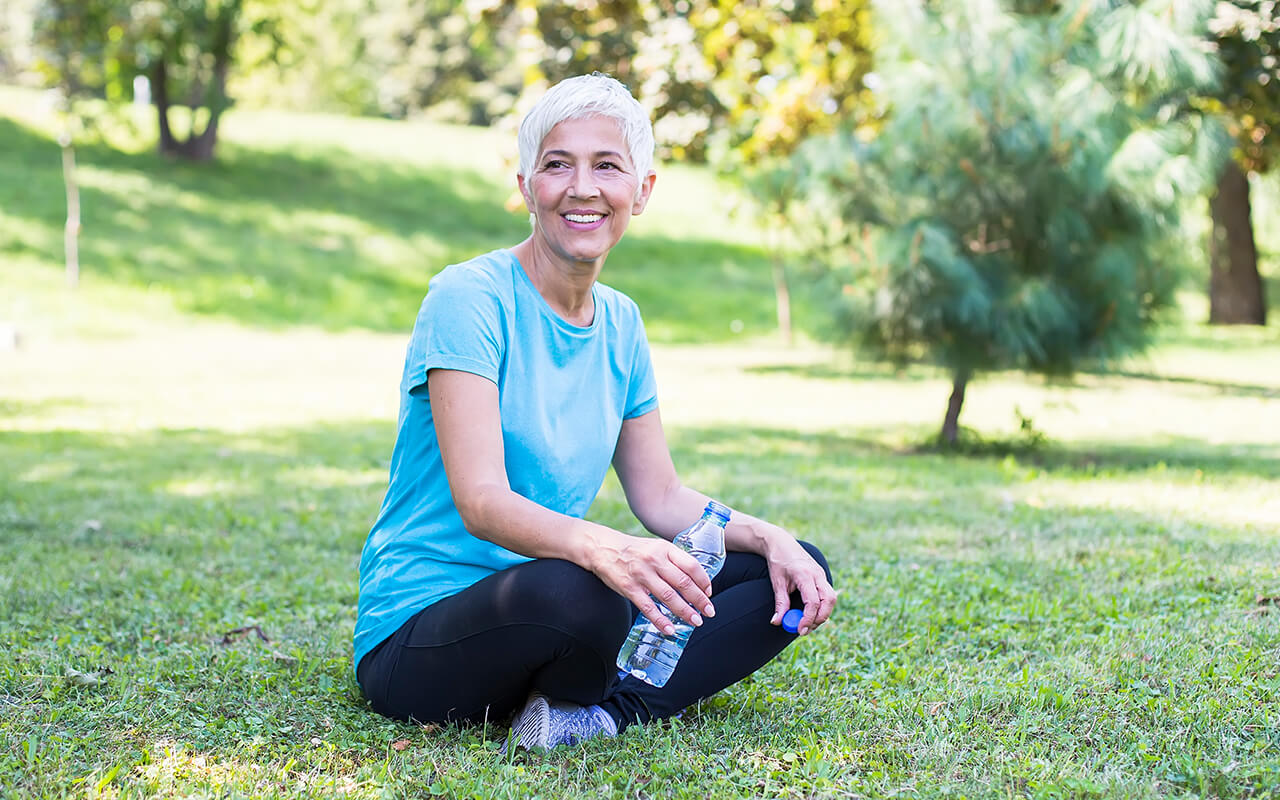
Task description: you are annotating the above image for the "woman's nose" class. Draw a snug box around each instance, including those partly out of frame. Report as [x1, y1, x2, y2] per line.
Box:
[569, 166, 599, 198]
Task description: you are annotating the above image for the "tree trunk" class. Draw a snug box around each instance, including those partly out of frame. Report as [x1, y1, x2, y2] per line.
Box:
[188, 56, 228, 162]
[940, 370, 969, 445]
[153, 61, 179, 157]
[771, 256, 792, 346]
[152, 57, 224, 162]
[1209, 161, 1266, 325]
[59, 135, 80, 288]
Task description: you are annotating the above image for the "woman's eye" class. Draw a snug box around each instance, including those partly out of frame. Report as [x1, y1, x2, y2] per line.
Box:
[542, 160, 567, 169]
[597, 161, 620, 170]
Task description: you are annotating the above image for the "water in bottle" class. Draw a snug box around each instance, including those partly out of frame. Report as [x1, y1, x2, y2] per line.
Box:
[616, 500, 730, 687]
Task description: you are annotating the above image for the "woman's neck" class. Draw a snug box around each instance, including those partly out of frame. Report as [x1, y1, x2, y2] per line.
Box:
[511, 237, 601, 326]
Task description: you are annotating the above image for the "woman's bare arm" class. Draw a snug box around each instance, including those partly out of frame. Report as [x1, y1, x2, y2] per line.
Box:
[428, 368, 713, 633]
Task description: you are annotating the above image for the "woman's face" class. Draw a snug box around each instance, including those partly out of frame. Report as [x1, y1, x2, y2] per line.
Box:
[519, 115, 655, 267]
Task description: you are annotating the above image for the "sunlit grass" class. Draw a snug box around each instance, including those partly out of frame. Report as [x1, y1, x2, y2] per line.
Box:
[0, 84, 781, 344]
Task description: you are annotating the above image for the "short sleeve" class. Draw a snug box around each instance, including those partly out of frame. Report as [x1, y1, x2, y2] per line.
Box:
[404, 267, 505, 395]
[623, 310, 658, 419]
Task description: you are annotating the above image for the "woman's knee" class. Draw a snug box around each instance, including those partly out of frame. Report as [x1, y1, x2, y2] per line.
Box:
[509, 559, 632, 643]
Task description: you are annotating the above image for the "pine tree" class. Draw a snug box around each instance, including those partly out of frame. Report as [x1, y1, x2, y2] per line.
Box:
[796, 0, 1227, 444]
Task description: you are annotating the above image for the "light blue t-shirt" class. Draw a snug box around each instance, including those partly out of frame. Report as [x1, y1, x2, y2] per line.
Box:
[353, 249, 659, 671]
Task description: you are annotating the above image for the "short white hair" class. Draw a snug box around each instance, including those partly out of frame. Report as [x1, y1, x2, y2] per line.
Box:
[517, 73, 655, 190]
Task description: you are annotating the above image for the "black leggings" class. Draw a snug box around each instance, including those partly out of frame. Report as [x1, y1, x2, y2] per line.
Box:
[357, 542, 831, 732]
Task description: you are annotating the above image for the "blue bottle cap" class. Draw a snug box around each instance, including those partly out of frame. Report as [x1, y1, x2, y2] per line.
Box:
[704, 500, 731, 523]
[781, 608, 804, 634]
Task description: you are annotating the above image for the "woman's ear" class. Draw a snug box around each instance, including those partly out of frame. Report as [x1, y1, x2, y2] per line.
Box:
[632, 171, 657, 215]
[516, 174, 535, 213]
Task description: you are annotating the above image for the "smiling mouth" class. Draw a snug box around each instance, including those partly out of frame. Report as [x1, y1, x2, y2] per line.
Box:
[563, 213, 605, 223]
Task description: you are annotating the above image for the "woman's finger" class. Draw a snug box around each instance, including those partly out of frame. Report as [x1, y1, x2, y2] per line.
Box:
[630, 591, 679, 635]
[812, 579, 838, 626]
[651, 557, 712, 626]
[663, 545, 713, 596]
[793, 573, 827, 635]
[795, 573, 838, 632]
[770, 573, 792, 626]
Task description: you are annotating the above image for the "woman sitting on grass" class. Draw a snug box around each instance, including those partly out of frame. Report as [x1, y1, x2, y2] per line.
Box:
[353, 72, 837, 752]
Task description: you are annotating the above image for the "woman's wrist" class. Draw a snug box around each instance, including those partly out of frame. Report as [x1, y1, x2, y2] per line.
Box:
[731, 515, 790, 557]
[577, 520, 626, 574]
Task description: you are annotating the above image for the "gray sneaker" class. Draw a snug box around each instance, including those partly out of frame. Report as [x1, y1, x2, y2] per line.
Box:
[505, 692, 618, 752]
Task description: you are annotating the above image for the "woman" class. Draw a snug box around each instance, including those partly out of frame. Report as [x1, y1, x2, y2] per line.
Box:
[354, 73, 837, 751]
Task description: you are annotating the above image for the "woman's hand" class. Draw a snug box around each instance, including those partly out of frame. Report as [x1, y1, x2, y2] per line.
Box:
[586, 529, 715, 635]
[762, 532, 837, 636]
[609, 408, 835, 634]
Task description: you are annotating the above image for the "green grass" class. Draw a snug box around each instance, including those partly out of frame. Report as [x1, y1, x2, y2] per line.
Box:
[0, 85, 790, 344]
[3, 86, 1280, 799]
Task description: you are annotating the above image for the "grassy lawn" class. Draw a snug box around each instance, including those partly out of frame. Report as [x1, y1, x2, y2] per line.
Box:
[0, 86, 789, 344]
[3, 86, 1280, 798]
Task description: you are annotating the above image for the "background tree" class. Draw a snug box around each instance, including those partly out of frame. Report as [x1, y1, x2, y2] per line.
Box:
[126, 0, 287, 161]
[794, 0, 1226, 444]
[689, 0, 873, 163]
[31, 0, 286, 162]
[230, 0, 379, 116]
[1205, 0, 1278, 325]
[355, 0, 522, 124]
[688, 0, 874, 344]
[0, 0, 40, 80]
[511, 0, 719, 160]
[31, 0, 131, 287]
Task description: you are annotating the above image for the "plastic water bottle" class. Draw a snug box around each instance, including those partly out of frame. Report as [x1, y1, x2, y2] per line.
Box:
[616, 500, 730, 687]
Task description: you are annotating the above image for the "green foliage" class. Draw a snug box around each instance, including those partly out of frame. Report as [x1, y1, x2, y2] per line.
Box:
[231, 0, 379, 115]
[1208, 1, 1280, 173]
[794, 0, 1229, 422]
[507, 0, 873, 164]
[30, 0, 289, 159]
[691, 0, 874, 165]
[19, 0, 877, 166]
[29, 0, 129, 99]
[510, 0, 718, 160]
[354, 0, 523, 123]
[0, 0, 40, 80]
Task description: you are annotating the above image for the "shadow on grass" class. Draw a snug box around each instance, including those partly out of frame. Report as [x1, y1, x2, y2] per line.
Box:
[745, 362, 942, 383]
[667, 424, 1280, 483]
[1152, 320, 1279, 350]
[1, 422, 1273, 542]
[0, 115, 784, 342]
[0, 396, 91, 419]
[747, 359, 1279, 400]
[1081, 369, 1279, 399]
[5, 422, 1272, 563]
[0, 116, 525, 332]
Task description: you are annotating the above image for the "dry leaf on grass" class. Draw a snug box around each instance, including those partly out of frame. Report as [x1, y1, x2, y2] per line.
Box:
[1247, 596, 1279, 617]
[268, 649, 298, 664]
[65, 667, 113, 688]
[220, 625, 271, 644]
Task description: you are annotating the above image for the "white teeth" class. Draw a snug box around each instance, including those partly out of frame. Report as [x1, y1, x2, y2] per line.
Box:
[564, 213, 603, 223]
